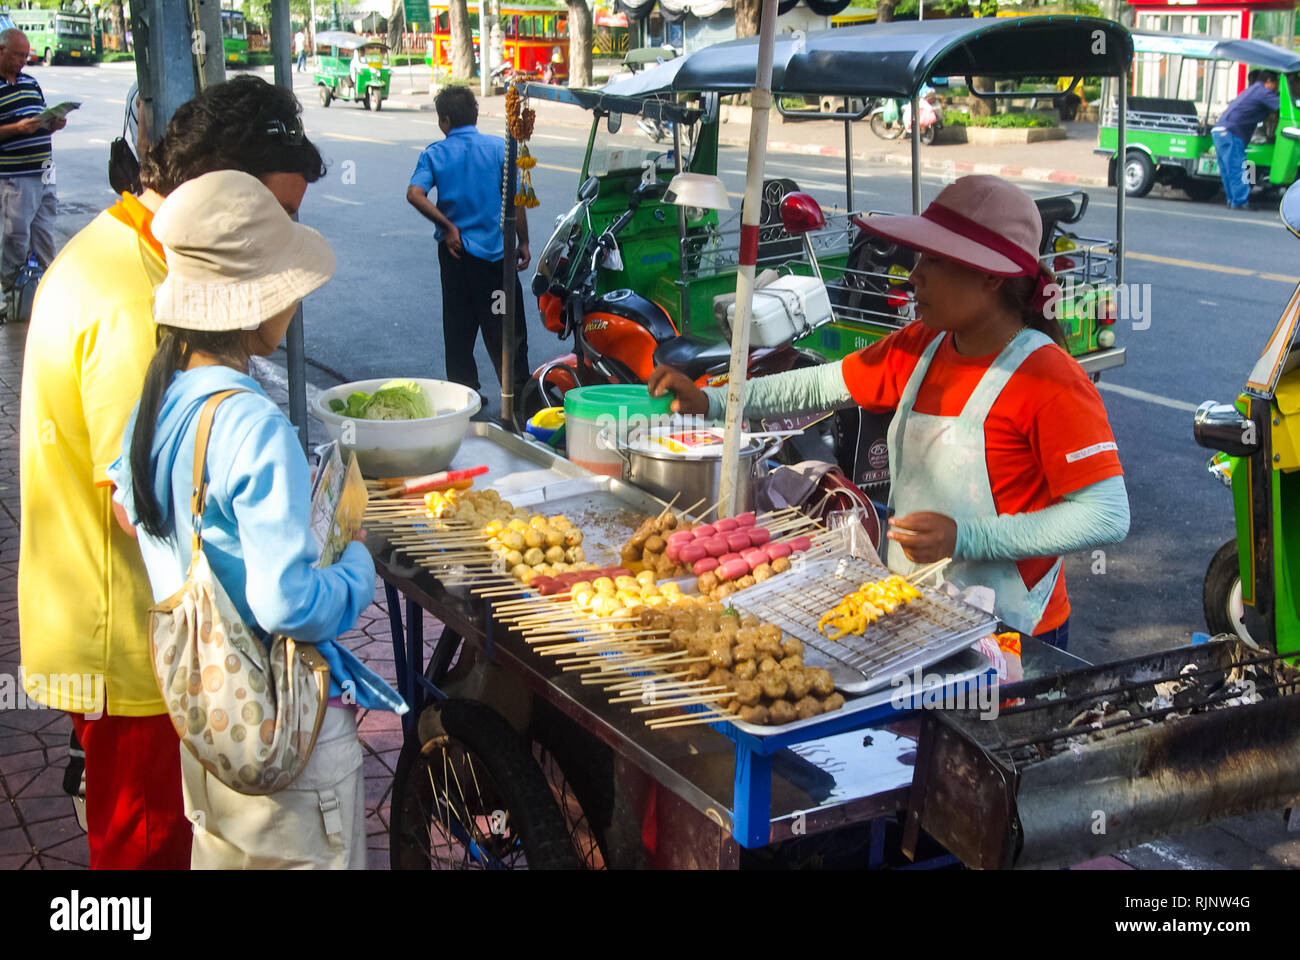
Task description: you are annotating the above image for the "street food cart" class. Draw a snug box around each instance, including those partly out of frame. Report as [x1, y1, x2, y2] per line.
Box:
[353, 16, 1300, 871]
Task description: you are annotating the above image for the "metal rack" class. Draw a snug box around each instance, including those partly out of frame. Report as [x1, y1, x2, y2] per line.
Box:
[731, 554, 999, 694]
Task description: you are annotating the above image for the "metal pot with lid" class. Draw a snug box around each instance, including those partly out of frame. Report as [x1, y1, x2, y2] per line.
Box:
[602, 420, 781, 519]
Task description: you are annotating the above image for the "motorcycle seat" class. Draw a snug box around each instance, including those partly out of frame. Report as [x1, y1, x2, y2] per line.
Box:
[653, 335, 733, 379]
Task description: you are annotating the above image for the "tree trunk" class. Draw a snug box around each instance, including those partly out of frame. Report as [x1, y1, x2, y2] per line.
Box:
[734, 0, 760, 38]
[877, 0, 896, 23]
[970, 76, 995, 118]
[566, 0, 593, 88]
[388, 1, 405, 51]
[449, 0, 475, 79]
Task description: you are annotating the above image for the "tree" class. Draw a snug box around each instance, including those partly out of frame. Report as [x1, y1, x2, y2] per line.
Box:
[449, 0, 475, 79]
[387, 0, 405, 50]
[735, 0, 760, 37]
[566, 0, 593, 87]
[876, 0, 896, 20]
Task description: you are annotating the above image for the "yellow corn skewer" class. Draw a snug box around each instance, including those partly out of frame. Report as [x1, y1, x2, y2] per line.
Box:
[818, 575, 923, 640]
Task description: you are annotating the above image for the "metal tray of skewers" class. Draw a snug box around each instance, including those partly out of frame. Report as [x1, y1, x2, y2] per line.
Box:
[728, 551, 1000, 696]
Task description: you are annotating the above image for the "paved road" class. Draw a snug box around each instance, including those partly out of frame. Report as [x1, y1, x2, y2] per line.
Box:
[36, 64, 1298, 668]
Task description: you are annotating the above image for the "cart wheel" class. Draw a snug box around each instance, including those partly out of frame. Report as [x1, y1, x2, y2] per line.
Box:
[375, 95, 385, 112]
[1182, 178, 1220, 203]
[918, 122, 937, 146]
[533, 742, 609, 869]
[530, 699, 613, 869]
[1123, 151, 1155, 198]
[319, 85, 332, 107]
[363, 86, 374, 110]
[1204, 540, 1256, 644]
[389, 699, 580, 870]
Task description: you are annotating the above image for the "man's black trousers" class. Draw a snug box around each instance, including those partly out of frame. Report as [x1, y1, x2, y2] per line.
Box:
[438, 244, 531, 394]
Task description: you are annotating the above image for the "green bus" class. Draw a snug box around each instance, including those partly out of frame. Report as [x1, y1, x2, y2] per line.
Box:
[9, 8, 94, 64]
[221, 9, 249, 67]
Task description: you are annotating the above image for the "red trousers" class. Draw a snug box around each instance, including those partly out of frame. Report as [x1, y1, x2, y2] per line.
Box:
[70, 713, 191, 870]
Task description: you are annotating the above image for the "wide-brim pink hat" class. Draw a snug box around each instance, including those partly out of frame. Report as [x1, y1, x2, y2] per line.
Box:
[857, 175, 1053, 287]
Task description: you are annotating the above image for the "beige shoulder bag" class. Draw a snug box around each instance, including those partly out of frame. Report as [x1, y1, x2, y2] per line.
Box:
[149, 389, 330, 796]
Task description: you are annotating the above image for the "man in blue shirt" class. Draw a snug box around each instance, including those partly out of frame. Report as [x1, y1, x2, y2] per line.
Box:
[406, 86, 530, 401]
[1212, 70, 1280, 209]
[0, 28, 67, 320]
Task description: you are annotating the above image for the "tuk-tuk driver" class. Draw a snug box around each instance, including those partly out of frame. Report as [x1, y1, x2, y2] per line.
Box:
[649, 176, 1130, 650]
[1212, 70, 1279, 210]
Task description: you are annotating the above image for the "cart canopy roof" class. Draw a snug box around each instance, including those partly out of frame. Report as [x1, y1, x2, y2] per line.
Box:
[316, 31, 387, 51]
[602, 16, 1132, 99]
[1132, 30, 1300, 72]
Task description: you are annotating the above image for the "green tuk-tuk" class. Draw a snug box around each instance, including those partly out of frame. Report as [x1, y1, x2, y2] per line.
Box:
[1097, 31, 1300, 199]
[314, 31, 392, 111]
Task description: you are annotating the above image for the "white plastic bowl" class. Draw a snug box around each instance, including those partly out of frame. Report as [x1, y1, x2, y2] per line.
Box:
[312, 378, 481, 478]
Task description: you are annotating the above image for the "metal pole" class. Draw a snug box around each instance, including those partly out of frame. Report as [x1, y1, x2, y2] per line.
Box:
[843, 112, 853, 211]
[479, 0, 489, 97]
[270, 0, 309, 452]
[194, 0, 225, 89]
[502, 92, 520, 426]
[1116, 69, 1127, 288]
[133, 0, 199, 139]
[717, 0, 778, 520]
[310, 0, 316, 65]
[910, 92, 921, 213]
[674, 118, 691, 334]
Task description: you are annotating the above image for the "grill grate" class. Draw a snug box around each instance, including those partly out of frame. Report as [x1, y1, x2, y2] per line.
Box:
[731, 554, 998, 692]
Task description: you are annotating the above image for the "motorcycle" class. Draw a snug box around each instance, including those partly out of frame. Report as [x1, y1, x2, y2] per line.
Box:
[1193, 179, 1300, 652]
[869, 91, 941, 146]
[521, 175, 841, 463]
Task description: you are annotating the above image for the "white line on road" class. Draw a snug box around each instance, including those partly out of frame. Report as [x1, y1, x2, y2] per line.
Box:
[87, 137, 108, 144]
[531, 132, 578, 142]
[1097, 381, 1199, 413]
[322, 194, 364, 206]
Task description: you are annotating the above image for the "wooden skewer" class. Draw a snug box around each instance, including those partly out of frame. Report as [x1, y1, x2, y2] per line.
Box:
[645, 711, 733, 729]
[656, 492, 681, 521]
[679, 497, 707, 520]
[610, 682, 728, 703]
[628, 692, 731, 712]
[598, 669, 694, 691]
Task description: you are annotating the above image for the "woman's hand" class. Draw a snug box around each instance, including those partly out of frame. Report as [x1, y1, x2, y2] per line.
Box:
[647, 366, 709, 415]
[887, 511, 957, 563]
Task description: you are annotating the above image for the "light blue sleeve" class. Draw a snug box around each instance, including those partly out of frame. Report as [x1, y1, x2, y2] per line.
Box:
[222, 414, 376, 643]
[700, 359, 855, 421]
[409, 147, 435, 192]
[955, 475, 1130, 562]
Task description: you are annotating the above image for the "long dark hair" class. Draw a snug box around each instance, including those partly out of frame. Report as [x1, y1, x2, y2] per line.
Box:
[999, 274, 1067, 348]
[130, 326, 250, 539]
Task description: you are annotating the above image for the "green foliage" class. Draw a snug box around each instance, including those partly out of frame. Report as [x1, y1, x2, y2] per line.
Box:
[945, 110, 1058, 128]
[101, 51, 134, 62]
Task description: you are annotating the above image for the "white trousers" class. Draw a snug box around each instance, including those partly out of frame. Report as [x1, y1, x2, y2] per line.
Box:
[181, 706, 368, 870]
[0, 173, 56, 289]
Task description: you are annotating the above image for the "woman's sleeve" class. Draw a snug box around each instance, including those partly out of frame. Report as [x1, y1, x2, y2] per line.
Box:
[701, 359, 856, 420]
[223, 413, 376, 643]
[955, 475, 1130, 562]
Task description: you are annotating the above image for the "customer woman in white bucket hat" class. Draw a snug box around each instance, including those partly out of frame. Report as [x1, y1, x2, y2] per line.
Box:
[650, 175, 1130, 651]
[109, 169, 406, 869]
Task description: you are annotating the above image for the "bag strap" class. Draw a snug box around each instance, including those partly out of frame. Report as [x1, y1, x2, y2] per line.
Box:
[190, 389, 249, 554]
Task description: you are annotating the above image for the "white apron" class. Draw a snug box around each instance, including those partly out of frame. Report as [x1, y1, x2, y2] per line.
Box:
[885, 328, 1062, 634]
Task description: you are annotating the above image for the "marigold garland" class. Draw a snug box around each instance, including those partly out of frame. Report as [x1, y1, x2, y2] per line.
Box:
[504, 83, 539, 209]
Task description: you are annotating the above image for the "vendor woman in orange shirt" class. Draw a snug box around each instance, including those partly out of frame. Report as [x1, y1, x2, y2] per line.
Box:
[649, 176, 1130, 650]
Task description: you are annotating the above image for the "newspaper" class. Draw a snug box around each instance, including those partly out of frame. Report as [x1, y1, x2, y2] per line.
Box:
[309, 440, 368, 568]
[38, 101, 80, 125]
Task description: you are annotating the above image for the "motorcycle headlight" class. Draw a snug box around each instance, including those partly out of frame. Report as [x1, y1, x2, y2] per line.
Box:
[1193, 401, 1260, 457]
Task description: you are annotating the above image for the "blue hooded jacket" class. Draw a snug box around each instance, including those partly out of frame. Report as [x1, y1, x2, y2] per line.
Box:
[109, 365, 407, 715]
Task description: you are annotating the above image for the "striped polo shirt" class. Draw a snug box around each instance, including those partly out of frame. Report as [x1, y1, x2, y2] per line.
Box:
[0, 71, 50, 177]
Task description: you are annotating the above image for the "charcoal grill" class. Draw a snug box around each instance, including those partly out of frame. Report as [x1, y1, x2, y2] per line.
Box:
[903, 637, 1300, 869]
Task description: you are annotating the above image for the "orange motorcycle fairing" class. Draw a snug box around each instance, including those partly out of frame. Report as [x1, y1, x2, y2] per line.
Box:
[539, 292, 565, 334]
[582, 312, 662, 382]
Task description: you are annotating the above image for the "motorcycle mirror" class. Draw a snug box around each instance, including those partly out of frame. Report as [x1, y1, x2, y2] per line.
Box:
[532, 273, 548, 297]
[607, 112, 623, 134]
[578, 176, 600, 202]
[664, 172, 730, 211]
[1282, 181, 1300, 239]
[1193, 401, 1261, 457]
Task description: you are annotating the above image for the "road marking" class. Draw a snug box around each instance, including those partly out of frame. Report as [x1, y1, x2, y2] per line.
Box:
[1127, 250, 1299, 283]
[318, 131, 396, 145]
[1097, 381, 1198, 413]
[87, 137, 108, 144]
[1086, 195, 1283, 228]
[537, 161, 582, 174]
[1126, 251, 1254, 277]
[105, 97, 124, 105]
[531, 132, 578, 142]
[1199, 299, 1218, 306]
[322, 193, 363, 206]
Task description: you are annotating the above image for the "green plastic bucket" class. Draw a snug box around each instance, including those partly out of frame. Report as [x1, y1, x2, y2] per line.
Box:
[563, 384, 673, 476]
